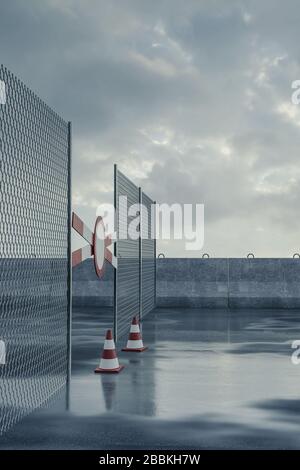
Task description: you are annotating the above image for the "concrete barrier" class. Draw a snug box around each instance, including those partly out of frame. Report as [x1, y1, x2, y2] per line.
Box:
[72, 258, 300, 309]
[229, 258, 300, 308]
[72, 259, 114, 307]
[156, 258, 228, 308]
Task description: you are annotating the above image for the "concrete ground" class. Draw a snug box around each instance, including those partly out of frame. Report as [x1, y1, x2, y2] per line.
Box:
[1, 307, 300, 449]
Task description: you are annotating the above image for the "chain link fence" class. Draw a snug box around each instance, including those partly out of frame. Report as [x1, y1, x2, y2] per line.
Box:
[0, 66, 71, 434]
[114, 165, 156, 340]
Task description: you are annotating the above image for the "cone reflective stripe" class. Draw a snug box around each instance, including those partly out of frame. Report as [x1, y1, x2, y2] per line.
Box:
[122, 317, 148, 352]
[95, 330, 124, 373]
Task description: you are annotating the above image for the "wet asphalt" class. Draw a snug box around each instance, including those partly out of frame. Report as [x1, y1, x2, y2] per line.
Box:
[1, 307, 300, 449]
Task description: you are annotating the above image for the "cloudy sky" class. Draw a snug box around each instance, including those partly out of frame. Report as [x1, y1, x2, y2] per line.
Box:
[1, 0, 300, 257]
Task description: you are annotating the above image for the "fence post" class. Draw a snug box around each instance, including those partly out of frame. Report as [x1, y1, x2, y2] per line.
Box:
[113, 164, 118, 342]
[139, 188, 142, 321]
[154, 201, 157, 306]
[67, 121, 72, 404]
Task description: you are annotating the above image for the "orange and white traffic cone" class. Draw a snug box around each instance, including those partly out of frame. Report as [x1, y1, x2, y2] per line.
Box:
[95, 329, 124, 373]
[122, 316, 148, 352]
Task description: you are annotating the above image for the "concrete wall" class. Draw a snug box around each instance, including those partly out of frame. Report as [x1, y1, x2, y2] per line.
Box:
[156, 259, 228, 308]
[72, 258, 300, 309]
[72, 259, 114, 307]
[228, 258, 300, 308]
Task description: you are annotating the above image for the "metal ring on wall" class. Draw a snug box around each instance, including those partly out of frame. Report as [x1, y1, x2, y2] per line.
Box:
[247, 253, 255, 258]
[202, 253, 210, 258]
[158, 253, 165, 258]
[293, 253, 300, 258]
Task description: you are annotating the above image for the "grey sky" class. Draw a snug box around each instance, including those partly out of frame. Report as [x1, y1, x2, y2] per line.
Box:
[1, 0, 300, 257]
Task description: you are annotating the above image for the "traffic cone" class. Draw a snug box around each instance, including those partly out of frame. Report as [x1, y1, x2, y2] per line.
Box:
[122, 316, 148, 352]
[95, 329, 124, 373]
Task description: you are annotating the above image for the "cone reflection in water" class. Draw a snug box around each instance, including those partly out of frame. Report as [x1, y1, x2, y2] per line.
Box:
[100, 375, 117, 411]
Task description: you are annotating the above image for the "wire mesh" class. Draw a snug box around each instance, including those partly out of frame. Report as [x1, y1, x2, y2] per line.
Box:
[0, 66, 70, 434]
[114, 168, 139, 339]
[141, 192, 156, 318]
[114, 167, 156, 339]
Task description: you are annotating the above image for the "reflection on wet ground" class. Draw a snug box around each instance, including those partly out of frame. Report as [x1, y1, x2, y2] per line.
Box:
[1, 307, 300, 449]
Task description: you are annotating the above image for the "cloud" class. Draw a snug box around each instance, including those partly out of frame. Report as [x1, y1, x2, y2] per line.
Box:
[1, 0, 300, 256]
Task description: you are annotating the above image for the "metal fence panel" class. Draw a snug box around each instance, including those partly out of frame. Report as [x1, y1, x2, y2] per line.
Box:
[114, 166, 140, 340]
[114, 166, 156, 339]
[141, 192, 156, 318]
[0, 66, 71, 434]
